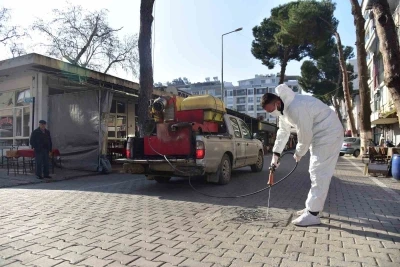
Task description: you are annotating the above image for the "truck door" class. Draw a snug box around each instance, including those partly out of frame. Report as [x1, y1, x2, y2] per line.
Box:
[229, 117, 246, 168]
[238, 119, 258, 165]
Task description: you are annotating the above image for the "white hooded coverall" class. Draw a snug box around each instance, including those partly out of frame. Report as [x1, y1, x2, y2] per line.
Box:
[272, 84, 344, 212]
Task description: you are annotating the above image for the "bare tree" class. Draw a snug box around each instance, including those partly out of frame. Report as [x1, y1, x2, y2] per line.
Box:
[32, 4, 138, 75]
[138, 0, 155, 137]
[350, 0, 372, 152]
[368, 0, 400, 125]
[0, 7, 27, 57]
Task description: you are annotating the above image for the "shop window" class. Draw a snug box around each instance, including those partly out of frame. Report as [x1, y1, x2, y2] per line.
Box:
[109, 100, 127, 139]
[0, 89, 31, 146]
[117, 102, 126, 114]
[108, 115, 116, 138]
[0, 109, 13, 138]
[116, 115, 127, 138]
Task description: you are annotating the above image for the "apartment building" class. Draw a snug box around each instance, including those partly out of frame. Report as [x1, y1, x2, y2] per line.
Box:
[362, 0, 400, 145]
[232, 74, 302, 124]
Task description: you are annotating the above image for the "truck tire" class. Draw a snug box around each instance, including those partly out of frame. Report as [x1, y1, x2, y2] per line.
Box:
[251, 151, 264, 172]
[218, 154, 232, 185]
[154, 176, 171, 183]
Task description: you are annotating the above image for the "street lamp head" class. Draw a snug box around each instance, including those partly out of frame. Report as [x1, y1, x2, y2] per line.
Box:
[235, 27, 243, 32]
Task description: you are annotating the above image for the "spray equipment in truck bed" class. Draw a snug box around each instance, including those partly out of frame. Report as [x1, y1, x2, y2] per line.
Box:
[149, 95, 227, 134]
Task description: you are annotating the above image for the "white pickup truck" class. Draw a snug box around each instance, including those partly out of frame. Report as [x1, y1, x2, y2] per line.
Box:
[119, 114, 264, 185]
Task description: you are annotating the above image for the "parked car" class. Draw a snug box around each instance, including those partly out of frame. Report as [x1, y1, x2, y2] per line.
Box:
[340, 137, 375, 157]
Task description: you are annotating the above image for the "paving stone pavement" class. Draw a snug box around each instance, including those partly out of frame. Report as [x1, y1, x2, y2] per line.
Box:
[0, 154, 399, 267]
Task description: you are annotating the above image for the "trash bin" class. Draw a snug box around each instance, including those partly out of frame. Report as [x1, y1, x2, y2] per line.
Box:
[391, 154, 400, 180]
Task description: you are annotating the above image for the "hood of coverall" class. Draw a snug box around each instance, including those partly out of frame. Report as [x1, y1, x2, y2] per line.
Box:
[275, 84, 296, 111]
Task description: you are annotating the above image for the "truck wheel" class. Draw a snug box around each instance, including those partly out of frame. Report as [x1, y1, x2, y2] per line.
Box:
[251, 151, 264, 172]
[218, 154, 231, 185]
[154, 176, 171, 183]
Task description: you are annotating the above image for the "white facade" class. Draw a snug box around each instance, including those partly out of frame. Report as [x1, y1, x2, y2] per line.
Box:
[362, 0, 400, 145]
[233, 74, 303, 124]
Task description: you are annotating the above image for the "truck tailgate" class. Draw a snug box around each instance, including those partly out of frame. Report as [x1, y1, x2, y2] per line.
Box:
[144, 124, 192, 156]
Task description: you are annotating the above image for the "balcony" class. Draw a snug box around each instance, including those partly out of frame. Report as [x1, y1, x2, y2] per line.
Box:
[365, 28, 378, 52]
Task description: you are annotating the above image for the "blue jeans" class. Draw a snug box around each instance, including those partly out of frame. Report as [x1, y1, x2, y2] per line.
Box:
[35, 149, 49, 177]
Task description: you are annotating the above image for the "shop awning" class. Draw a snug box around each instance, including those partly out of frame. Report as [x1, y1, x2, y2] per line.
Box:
[371, 117, 399, 125]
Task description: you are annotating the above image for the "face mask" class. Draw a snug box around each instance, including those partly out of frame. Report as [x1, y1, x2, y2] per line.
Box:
[270, 103, 282, 117]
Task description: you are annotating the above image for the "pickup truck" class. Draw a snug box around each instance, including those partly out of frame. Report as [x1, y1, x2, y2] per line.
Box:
[118, 114, 264, 185]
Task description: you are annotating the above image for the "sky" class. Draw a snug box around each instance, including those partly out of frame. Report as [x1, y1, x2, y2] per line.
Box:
[0, 0, 357, 86]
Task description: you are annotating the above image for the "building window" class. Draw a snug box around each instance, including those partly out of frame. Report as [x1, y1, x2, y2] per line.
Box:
[247, 88, 254, 95]
[236, 97, 246, 104]
[109, 100, 127, 139]
[272, 79, 276, 83]
[292, 86, 299, 92]
[227, 90, 233, 97]
[236, 89, 246, 96]
[256, 88, 267, 95]
[248, 105, 254, 111]
[256, 96, 261, 103]
[237, 105, 246, 112]
[261, 80, 266, 84]
[0, 89, 31, 146]
[248, 97, 253, 103]
[268, 87, 274, 93]
[249, 81, 253, 85]
[257, 105, 264, 111]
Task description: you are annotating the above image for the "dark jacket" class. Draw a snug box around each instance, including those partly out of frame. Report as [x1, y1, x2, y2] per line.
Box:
[30, 127, 52, 152]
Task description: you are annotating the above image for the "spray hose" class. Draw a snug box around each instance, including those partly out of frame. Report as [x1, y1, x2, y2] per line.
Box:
[188, 151, 298, 198]
[147, 136, 298, 199]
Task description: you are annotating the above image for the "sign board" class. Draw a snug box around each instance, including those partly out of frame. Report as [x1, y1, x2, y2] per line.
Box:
[24, 97, 34, 103]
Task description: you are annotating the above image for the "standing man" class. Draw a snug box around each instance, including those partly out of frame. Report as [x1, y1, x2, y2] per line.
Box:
[30, 120, 52, 179]
[261, 84, 343, 226]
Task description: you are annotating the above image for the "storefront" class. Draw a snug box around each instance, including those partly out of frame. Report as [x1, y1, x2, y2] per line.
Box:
[0, 53, 140, 170]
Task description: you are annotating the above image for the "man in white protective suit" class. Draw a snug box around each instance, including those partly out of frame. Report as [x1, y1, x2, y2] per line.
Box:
[261, 84, 344, 226]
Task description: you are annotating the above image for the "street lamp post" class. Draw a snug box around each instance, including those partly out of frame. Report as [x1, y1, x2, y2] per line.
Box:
[221, 27, 242, 103]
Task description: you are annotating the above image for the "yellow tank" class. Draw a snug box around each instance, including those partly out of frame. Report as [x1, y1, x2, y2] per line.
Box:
[180, 95, 226, 122]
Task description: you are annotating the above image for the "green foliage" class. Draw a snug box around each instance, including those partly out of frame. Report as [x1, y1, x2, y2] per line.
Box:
[299, 44, 357, 105]
[251, 0, 337, 73]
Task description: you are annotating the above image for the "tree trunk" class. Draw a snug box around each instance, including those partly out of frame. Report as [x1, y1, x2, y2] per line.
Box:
[350, 0, 372, 153]
[335, 32, 357, 137]
[332, 95, 343, 125]
[278, 49, 289, 84]
[138, 0, 155, 137]
[371, 0, 400, 125]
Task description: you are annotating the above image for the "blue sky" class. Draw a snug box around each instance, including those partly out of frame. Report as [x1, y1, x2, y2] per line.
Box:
[1, 0, 357, 85]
